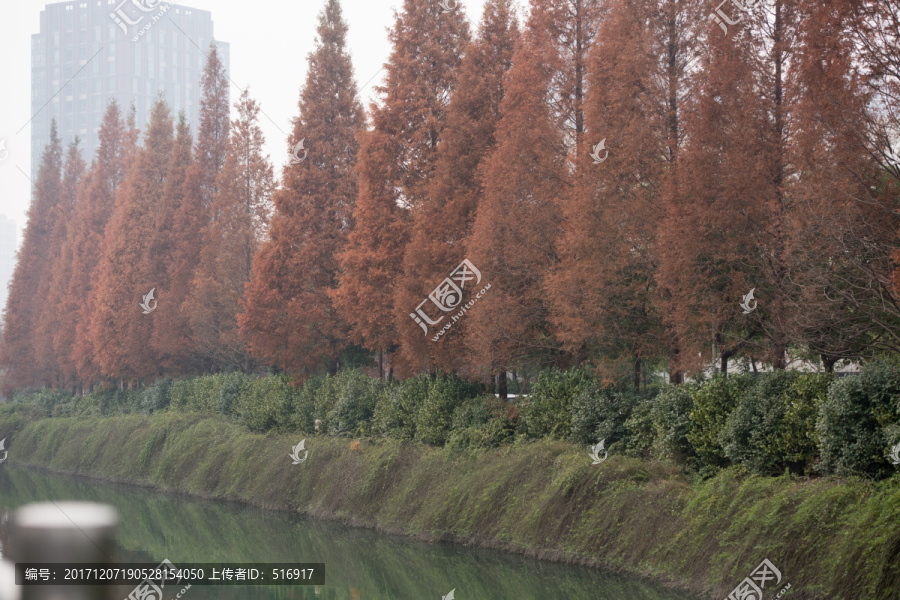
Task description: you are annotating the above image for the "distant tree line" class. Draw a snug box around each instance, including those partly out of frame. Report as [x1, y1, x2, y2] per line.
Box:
[2, 0, 900, 396]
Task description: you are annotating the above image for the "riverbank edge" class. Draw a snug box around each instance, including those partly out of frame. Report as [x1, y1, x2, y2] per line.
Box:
[1, 408, 898, 600]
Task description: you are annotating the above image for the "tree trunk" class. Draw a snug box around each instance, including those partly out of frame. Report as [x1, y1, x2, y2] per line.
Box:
[498, 371, 508, 401]
[634, 357, 641, 392]
[771, 342, 788, 370]
[821, 354, 837, 373]
[720, 350, 734, 375]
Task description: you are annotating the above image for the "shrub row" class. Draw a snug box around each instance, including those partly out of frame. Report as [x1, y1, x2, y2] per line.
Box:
[8, 361, 900, 479]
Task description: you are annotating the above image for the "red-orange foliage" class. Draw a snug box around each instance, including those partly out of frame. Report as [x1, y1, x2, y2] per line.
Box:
[334, 0, 469, 376]
[395, 0, 518, 376]
[658, 11, 772, 371]
[548, 0, 702, 384]
[71, 104, 136, 386]
[151, 44, 230, 373]
[88, 99, 174, 383]
[4, 0, 899, 393]
[659, 1, 815, 371]
[35, 139, 85, 389]
[241, 0, 364, 377]
[466, 0, 602, 376]
[786, 0, 898, 364]
[185, 89, 275, 371]
[0, 122, 62, 394]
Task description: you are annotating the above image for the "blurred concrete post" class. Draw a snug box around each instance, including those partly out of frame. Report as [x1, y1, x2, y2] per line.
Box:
[8, 502, 119, 600]
[0, 559, 20, 600]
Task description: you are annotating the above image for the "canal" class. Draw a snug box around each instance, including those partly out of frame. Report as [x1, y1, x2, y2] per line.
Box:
[0, 466, 698, 599]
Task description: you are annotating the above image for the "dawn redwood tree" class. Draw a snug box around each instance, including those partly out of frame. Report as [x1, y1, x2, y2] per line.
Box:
[787, 0, 899, 364]
[35, 139, 85, 389]
[851, 0, 900, 187]
[847, 0, 900, 352]
[657, 9, 773, 373]
[146, 113, 194, 373]
[658, 0, 820, 373]
[394, 0, 518, 377]
[241, 0, 364, 377]
[70, 103, 135, 388]
[465, 0, 603, 383]
[0, 121, 62, 395]
[184, 88, 275, 371]
[152, 43, 230, 373]
[332, 0, 469, 379]
[88, 99, 174, 384]
[57, 168, 97, 389]
[548, 0, 703, 387]
[749, 0, 804, 370]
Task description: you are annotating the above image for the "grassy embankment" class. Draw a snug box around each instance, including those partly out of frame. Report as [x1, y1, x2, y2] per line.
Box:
[1, 404, 899, 600]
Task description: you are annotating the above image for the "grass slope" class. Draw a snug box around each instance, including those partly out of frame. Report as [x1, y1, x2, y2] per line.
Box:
[1, 408, 899, 599]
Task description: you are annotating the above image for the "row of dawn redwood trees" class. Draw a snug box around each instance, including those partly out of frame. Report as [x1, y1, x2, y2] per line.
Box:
[2, 0, 900, 395]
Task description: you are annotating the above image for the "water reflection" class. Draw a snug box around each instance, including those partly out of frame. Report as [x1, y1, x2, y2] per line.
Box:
[0, 466, 696, 600]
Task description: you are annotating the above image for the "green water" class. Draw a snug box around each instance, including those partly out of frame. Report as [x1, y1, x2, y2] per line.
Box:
[0, 466, 697, 600]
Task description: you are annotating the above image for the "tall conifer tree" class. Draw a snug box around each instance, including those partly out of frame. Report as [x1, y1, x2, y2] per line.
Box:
[88, 99, 174, 383]
[35, 139, 85, 388]
[548, 0, 702, 386]
[71, 103, 134, 387]
[659, 0, 803, 371]
[465, 0, 603, 380]
[395, 0, 518, 376]
[333, 0, 469, 378]
[185, 89, 275, 371]
[787, 0, 896, 365]
[242, 0, 364, 377]
[147, 113, 194, 373]
[152, 44, 230, 372]
[0, 122, 62, 394]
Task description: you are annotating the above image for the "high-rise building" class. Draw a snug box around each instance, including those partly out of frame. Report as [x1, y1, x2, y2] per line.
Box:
[31, 1, 230, 177]
[0, 215, 17, 316]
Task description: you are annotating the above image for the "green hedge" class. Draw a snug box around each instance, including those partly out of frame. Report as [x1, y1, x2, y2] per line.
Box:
[373, 375, 430, 440]
[6, 362, 900, 480]
[722, 371, 798, 476]
[414, 375, 482, 445]
[817, 362, 900, 478]
[647, 384, 697, 466]
[687, 375, 753, 475]
[569, 382, 641, 450]
[519, 367, 591, 439]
